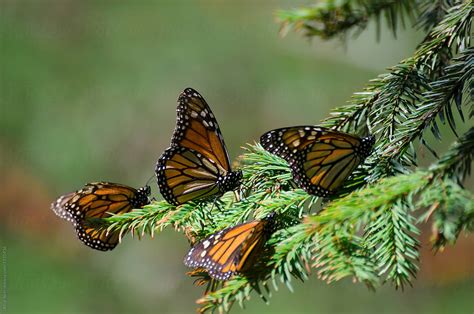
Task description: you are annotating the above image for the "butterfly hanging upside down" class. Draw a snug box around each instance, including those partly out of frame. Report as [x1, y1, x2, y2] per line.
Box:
[184, 212, 277, 281]
[156, 88, 242, 205]
[260, 126, 375, 197]
[51, 182, 151, 251]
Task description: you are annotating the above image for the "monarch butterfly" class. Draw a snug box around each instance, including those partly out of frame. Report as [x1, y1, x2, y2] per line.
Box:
[156, 88, 242, 205]
[51, 182, 151, 251]
[184, 212, 277, 281]
[260, 126, 374, 197]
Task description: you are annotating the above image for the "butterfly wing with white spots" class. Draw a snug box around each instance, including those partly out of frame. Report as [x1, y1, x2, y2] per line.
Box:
[51, 191, 76, 223]
[156, 88, 242, 205]
[51, 182, 151, 251]
[260, 126, 374, 197]
[184, 213, 277, 280]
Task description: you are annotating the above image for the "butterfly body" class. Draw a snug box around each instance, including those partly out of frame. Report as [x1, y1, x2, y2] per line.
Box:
[260, 126, 374, 196]
[52, 182, 151, 251]
[156, 88, 242, 205]
[217, 169, 243, 194]
[184, 212, 277, 281]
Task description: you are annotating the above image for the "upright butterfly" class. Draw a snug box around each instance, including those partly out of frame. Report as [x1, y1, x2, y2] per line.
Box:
[260, 126, 374, 197]
[51, 182, 151, 251]
[156, 88, 242, 205]
[184, 212, 277, 281]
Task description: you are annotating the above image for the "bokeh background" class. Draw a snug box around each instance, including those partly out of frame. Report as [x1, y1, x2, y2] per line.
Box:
[1, 1, 473, 313]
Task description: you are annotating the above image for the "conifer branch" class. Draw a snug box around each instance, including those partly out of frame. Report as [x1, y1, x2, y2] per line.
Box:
[322, 2, 471, 136]
[364, 202, 420, 289]
[416, 0, 456, 32]
[418, 178, 474, 248]
[429, 127, 474, 182]
[321, 3, 472, 183]
[419, 127, 474, 248]
[277, 0, 417, 39]
[387, 47, 473, 158]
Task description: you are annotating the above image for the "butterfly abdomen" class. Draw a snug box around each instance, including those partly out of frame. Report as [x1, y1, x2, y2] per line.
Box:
[357, 135, 375, 158]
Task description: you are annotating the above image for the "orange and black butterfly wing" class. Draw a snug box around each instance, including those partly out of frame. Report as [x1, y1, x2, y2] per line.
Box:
[260, 126, 374, 196]
[300, 134, 369, 195]
[69, 182, 144, 220]
[75, 221, 121, 251]
[184, 221, 263, 280]
[67, 183, 138, 251]
[51, 182, 151, 251]
[184, 213, 276, 280]
[51, 191, 76, 223]
[156, 88, 240, 205]
[232, 223, 270, 273]
[157, 146, 223, 205]
[173, 88, 231, 171]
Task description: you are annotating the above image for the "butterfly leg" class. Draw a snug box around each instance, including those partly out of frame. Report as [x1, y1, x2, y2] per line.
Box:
[205, 278, 219, 295]
[197, 219, 207, 233]
[196, 203, 217, 231]
[210, 196, 222, 212]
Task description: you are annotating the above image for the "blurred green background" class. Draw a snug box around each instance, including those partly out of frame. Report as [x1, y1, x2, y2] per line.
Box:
[1, 1, 473, 313]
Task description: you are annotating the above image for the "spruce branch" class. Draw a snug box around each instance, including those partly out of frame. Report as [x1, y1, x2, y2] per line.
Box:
[416, 0, 457, 32]
[311, 227, 378, 288]
[277, 0, 417, 39]
[320, 3, 471, 144]
[321, 85, 379, 133]
[429, 127, 474, 182]
[305, 172, 429, 227]
[195, 2, 473, 310]
[196, 217, 377, 313]
[418, 127, 474, 248]
[364, 201, 420, 289]
[321, 3, 473, 185]
[104, 199, 220, 242]
[418, 178, 474, 249]
[386, 47, 473, 158]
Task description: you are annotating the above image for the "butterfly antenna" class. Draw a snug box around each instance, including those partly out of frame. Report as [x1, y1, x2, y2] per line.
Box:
[144, 174, 155, 187]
